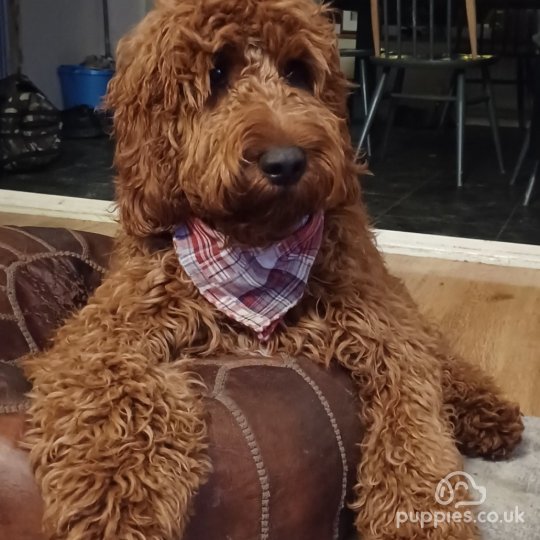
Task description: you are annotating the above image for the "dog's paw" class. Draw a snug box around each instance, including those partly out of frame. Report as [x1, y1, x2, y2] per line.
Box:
[456, 401, 524, 460]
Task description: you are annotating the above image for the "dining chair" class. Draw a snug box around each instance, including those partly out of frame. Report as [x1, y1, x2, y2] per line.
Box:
[357, 0, 505, 188]
[465, 5, 540, 130]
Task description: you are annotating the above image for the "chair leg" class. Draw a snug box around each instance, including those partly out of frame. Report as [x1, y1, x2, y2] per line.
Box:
[510, 127, 530, 186]
[516, 58, 526, 131]
[439, 71, 457, 130]
[359, 58, 372, 157]
[523, 160, 538, 206]
[482, 66, 506, 175]
[380, 68, 405, 158]
[456, 71, 466, 188]
[356, 68, 389, 157]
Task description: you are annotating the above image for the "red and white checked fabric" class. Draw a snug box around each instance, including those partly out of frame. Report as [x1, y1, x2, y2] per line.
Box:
[173, 213, 324, 341]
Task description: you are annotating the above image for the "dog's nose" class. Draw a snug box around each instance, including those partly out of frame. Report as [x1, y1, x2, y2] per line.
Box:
[259, 146, 306, 187]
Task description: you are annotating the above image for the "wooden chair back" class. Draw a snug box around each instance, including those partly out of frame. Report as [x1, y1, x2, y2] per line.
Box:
[369, 0, 479, 59]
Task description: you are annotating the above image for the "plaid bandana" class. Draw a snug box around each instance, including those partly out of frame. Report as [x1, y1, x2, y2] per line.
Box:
[173, 213, 324, 341]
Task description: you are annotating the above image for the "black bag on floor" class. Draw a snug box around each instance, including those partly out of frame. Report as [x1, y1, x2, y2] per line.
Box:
[0, 74, 62, 172]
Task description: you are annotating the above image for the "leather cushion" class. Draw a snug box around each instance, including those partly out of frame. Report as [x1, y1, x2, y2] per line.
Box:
[0, 356, 362, 540]
[0, 225, 113, 413]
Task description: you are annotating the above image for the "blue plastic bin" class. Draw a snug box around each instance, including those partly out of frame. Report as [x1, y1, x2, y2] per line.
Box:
[58, 64, 114, 109]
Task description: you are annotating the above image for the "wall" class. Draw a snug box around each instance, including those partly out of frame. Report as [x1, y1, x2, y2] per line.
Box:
[0, 0, 9, 78]
[19, 0, 147, 107]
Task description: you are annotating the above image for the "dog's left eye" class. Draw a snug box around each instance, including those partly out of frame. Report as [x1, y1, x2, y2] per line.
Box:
[282, 59, 313, 91]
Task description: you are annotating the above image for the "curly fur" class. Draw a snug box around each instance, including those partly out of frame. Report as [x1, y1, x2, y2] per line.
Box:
[24, 1, 524, 539]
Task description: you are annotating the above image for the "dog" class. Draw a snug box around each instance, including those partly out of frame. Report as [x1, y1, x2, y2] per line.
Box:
[24, 1, 524, 539]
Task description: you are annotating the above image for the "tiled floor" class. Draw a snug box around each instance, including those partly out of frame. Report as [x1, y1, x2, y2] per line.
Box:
[360, 125, 540, 245]
[0, 138, 114, 200]
[1, 125, 538, 245]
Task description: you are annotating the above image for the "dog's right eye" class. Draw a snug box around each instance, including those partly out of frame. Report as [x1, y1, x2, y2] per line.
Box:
[282, 59, 313, 92]
[209, 56, 229, 93]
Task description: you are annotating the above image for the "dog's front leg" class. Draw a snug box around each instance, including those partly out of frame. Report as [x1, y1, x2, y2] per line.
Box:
[349, 347, 479, 539]
[23, 255, 210, 540]
[338, 308, 479, 539]
[386, 275, 524, 460]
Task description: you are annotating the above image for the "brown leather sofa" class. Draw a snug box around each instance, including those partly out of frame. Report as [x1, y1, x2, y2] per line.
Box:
[0, 225, 363, 540]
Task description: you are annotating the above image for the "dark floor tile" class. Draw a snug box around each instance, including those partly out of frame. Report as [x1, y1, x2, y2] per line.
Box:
[372, 124, 519, 181]
[362, 192, 403, 219]
[511, 159, 538, 187]
[395, 184, 516, 221]
[497, 203, 540, 245]
[0, 138, 115, 200]
[362, 124, 534, 242]
[375, 213, 503, 241]
[361, 170, 429, 196]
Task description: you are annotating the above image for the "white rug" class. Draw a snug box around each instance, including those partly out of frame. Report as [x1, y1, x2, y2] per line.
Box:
[465, 416, 540, 539]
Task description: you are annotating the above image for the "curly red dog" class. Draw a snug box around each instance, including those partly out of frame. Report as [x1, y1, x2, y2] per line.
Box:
[24, 1, 523, 539]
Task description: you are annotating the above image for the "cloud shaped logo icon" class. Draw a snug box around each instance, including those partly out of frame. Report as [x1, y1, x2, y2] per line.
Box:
[435, 471, 487, 508]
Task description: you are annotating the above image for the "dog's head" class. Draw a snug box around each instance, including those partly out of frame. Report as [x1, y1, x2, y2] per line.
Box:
[108, 0, 361, 245]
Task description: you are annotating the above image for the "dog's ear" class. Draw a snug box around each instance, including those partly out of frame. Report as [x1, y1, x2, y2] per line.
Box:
[317, 5, 350, 120]
[106, 10, 192, 237]
[154, 0, 177, 7]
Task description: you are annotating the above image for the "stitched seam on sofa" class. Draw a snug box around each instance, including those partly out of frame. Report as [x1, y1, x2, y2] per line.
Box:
[0, 399, 30, 414]
[68, 229, 90, 260]
[0, 241, 24, 258]
[212, 369, 271, 540]
[284, 357, 349, 540]
[6, 265, 38, 352]
[1, 226, 56, 252]
[5, 251, 107, 353]
[0, 357, 19, 366]
[6, 250, 107, 275]
[208, 361, 288, 396]
[197, 357, 287, 368]
[212, 364, 230, 396]
[0, 313, 17, 321]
